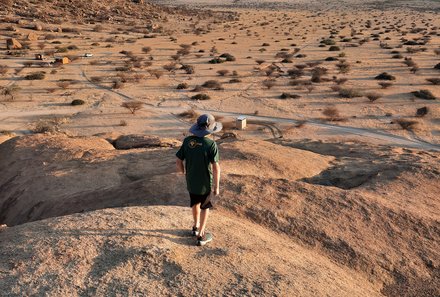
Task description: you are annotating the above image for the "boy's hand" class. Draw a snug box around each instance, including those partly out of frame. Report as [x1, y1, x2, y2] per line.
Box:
[213, 187, 220, 196]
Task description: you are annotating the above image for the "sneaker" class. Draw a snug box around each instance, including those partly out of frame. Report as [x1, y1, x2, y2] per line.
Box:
[191, 226, 199, 236]
[196, 233, 213, 246]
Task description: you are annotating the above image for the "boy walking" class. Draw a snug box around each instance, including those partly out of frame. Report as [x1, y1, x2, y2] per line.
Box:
[176, 114, 222, 246]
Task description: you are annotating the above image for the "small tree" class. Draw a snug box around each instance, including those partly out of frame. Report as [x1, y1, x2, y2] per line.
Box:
[121, 101, 143, 115]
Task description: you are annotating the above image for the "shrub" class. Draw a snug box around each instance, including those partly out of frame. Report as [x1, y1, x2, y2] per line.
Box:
[325, 57, 338, 61]
[328, 46, 341, 51]
[434, 63, 440, 70]
[411, 90, 436, 100]
[416, 106, 428, 117]
[322, 106, 341, 121]
[375, 72, 396, 80]
[176, 83, 189, 89]
[33, 117, 67, 133]
[262, 79, 276, 89]
[217, 69, 229, 76]
[336, 61, 350, 73]
[112, 80, 124, 89]
[395, 119, 417, 130]
[71, 99, 85, 106]
[208, 58, 224, 64]
[255, 59, 265, 65]
[229, 78, 242, 83]
[148, 70, 163, 79]
[378, 82, 393, 89]
[426, 78, 440, 85]
[365, 92, 382, 102]
[142, 46, 152, 54]
[121, 101, 143, 114]
[219, 53, 236, 61]
[163, 63, 177, 72]
[287, 68, 304, 78]
[57, 81, 71, 89]
[335, 78, 348, 85]
[0, 65, 8, 76]
[90, 76, 103, 83]
[0, 84, 20, 101]
[280, 92, 301, 99]
[339, 88, 363, 98]
[181, 64, 194, 74]
[178, 109, 199, 119]
[24, 72, 45, 80]
[191, 94, 210, 100]
[202, 80, 223, 90]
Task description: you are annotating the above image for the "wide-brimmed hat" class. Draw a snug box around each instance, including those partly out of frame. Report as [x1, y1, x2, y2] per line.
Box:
[189, 114, 222, 137]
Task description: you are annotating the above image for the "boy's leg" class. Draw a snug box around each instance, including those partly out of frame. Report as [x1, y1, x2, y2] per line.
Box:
[198, 208, 209, 237]
[192, 203, 201, 228]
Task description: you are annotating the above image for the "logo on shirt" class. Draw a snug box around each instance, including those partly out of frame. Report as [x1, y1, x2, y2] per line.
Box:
[188, 140, 202, 149]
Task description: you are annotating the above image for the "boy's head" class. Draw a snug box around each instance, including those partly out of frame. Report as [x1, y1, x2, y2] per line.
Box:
[189, 114, 222, 137]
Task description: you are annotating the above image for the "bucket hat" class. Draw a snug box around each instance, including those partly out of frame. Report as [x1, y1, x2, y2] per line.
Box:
[189, 114, 222, 137]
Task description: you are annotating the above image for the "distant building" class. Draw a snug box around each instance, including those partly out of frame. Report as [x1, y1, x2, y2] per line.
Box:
[54, 57, 70, 65]
[236, 116, 247, 130]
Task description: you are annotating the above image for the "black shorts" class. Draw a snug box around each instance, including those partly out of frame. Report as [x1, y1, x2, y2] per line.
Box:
[189, 192, 213, 209]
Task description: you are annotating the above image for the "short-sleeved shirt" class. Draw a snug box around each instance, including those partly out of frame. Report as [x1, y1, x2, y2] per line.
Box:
[176, 136, 219, 195]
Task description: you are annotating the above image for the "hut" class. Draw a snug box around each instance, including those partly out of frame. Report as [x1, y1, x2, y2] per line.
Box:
[236, 116, 247, 130]
[54, 57, 70, 64]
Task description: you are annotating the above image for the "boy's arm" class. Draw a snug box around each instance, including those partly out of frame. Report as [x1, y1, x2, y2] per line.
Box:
[176, 158, 185, 174]
[212, 162, 221, 195]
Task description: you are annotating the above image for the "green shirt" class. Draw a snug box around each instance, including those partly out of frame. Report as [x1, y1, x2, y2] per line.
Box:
[176, 136, 219, 195]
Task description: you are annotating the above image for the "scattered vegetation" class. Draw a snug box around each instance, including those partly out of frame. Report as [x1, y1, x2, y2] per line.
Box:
[416, 107, 429, 117]
[338, 88, 363, 98]
[426, 78, 440, 85]
[395, 119, 417, 130]
[322, 106, 341, 121]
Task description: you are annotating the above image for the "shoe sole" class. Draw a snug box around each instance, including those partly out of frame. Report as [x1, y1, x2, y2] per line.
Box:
[197, 234, 213, 246]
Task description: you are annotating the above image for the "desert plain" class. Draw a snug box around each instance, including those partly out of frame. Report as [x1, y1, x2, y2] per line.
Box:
[0, 0, 439, 296]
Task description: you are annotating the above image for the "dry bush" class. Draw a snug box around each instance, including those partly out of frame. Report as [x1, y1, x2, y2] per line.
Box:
[336, 61, 351, 73]
[328, 46, 341, 51]
[322, 106, 341, 121]
[142, 46, 152, 54]
[287, 68, 304, 78]
[112, 80, 124, 89]
[262, 79, 276, 89]
[255, 59, 265, 65]
[163, 63, 177, 72]
[177, 83, 189, 89]
[338, 88, 363, 98]
[57, 81, 71, 89]
[33, 117, 67, 133]
[375, 72, 396, 80]
[378, 81, 393, 89]
[0, 84, 20, 101]
[365, 92, 382, 102]
[202, 80, 223, 90]
[426, 78, 440, 85]
[0, 65, 8, 76]
[416, 107, 429, 117]
[395, 119, 417, 130]
[335, 78, 348, 85]
[217, 69, 229, 76]
[178, 109, 199, 120]
[180, 64, 194, 74]
[148, 70, 163, 79]
[23, 61, 33, 68]
[280, 92, 301, 99]
[412, 90, 436, 100]
[24, 71, 45, 80]
[71, 99, 85, 106]
[121, 101, 143, 115]
[90, 76, 103, 83]
[191, 94, 210, 100]
[311, 67, 328, 83]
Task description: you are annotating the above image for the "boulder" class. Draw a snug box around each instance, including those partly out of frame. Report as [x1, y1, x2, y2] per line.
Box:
[113, 134, 180, 149]
[6, 38, 22, 50]
[27, 32, 38, 41]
